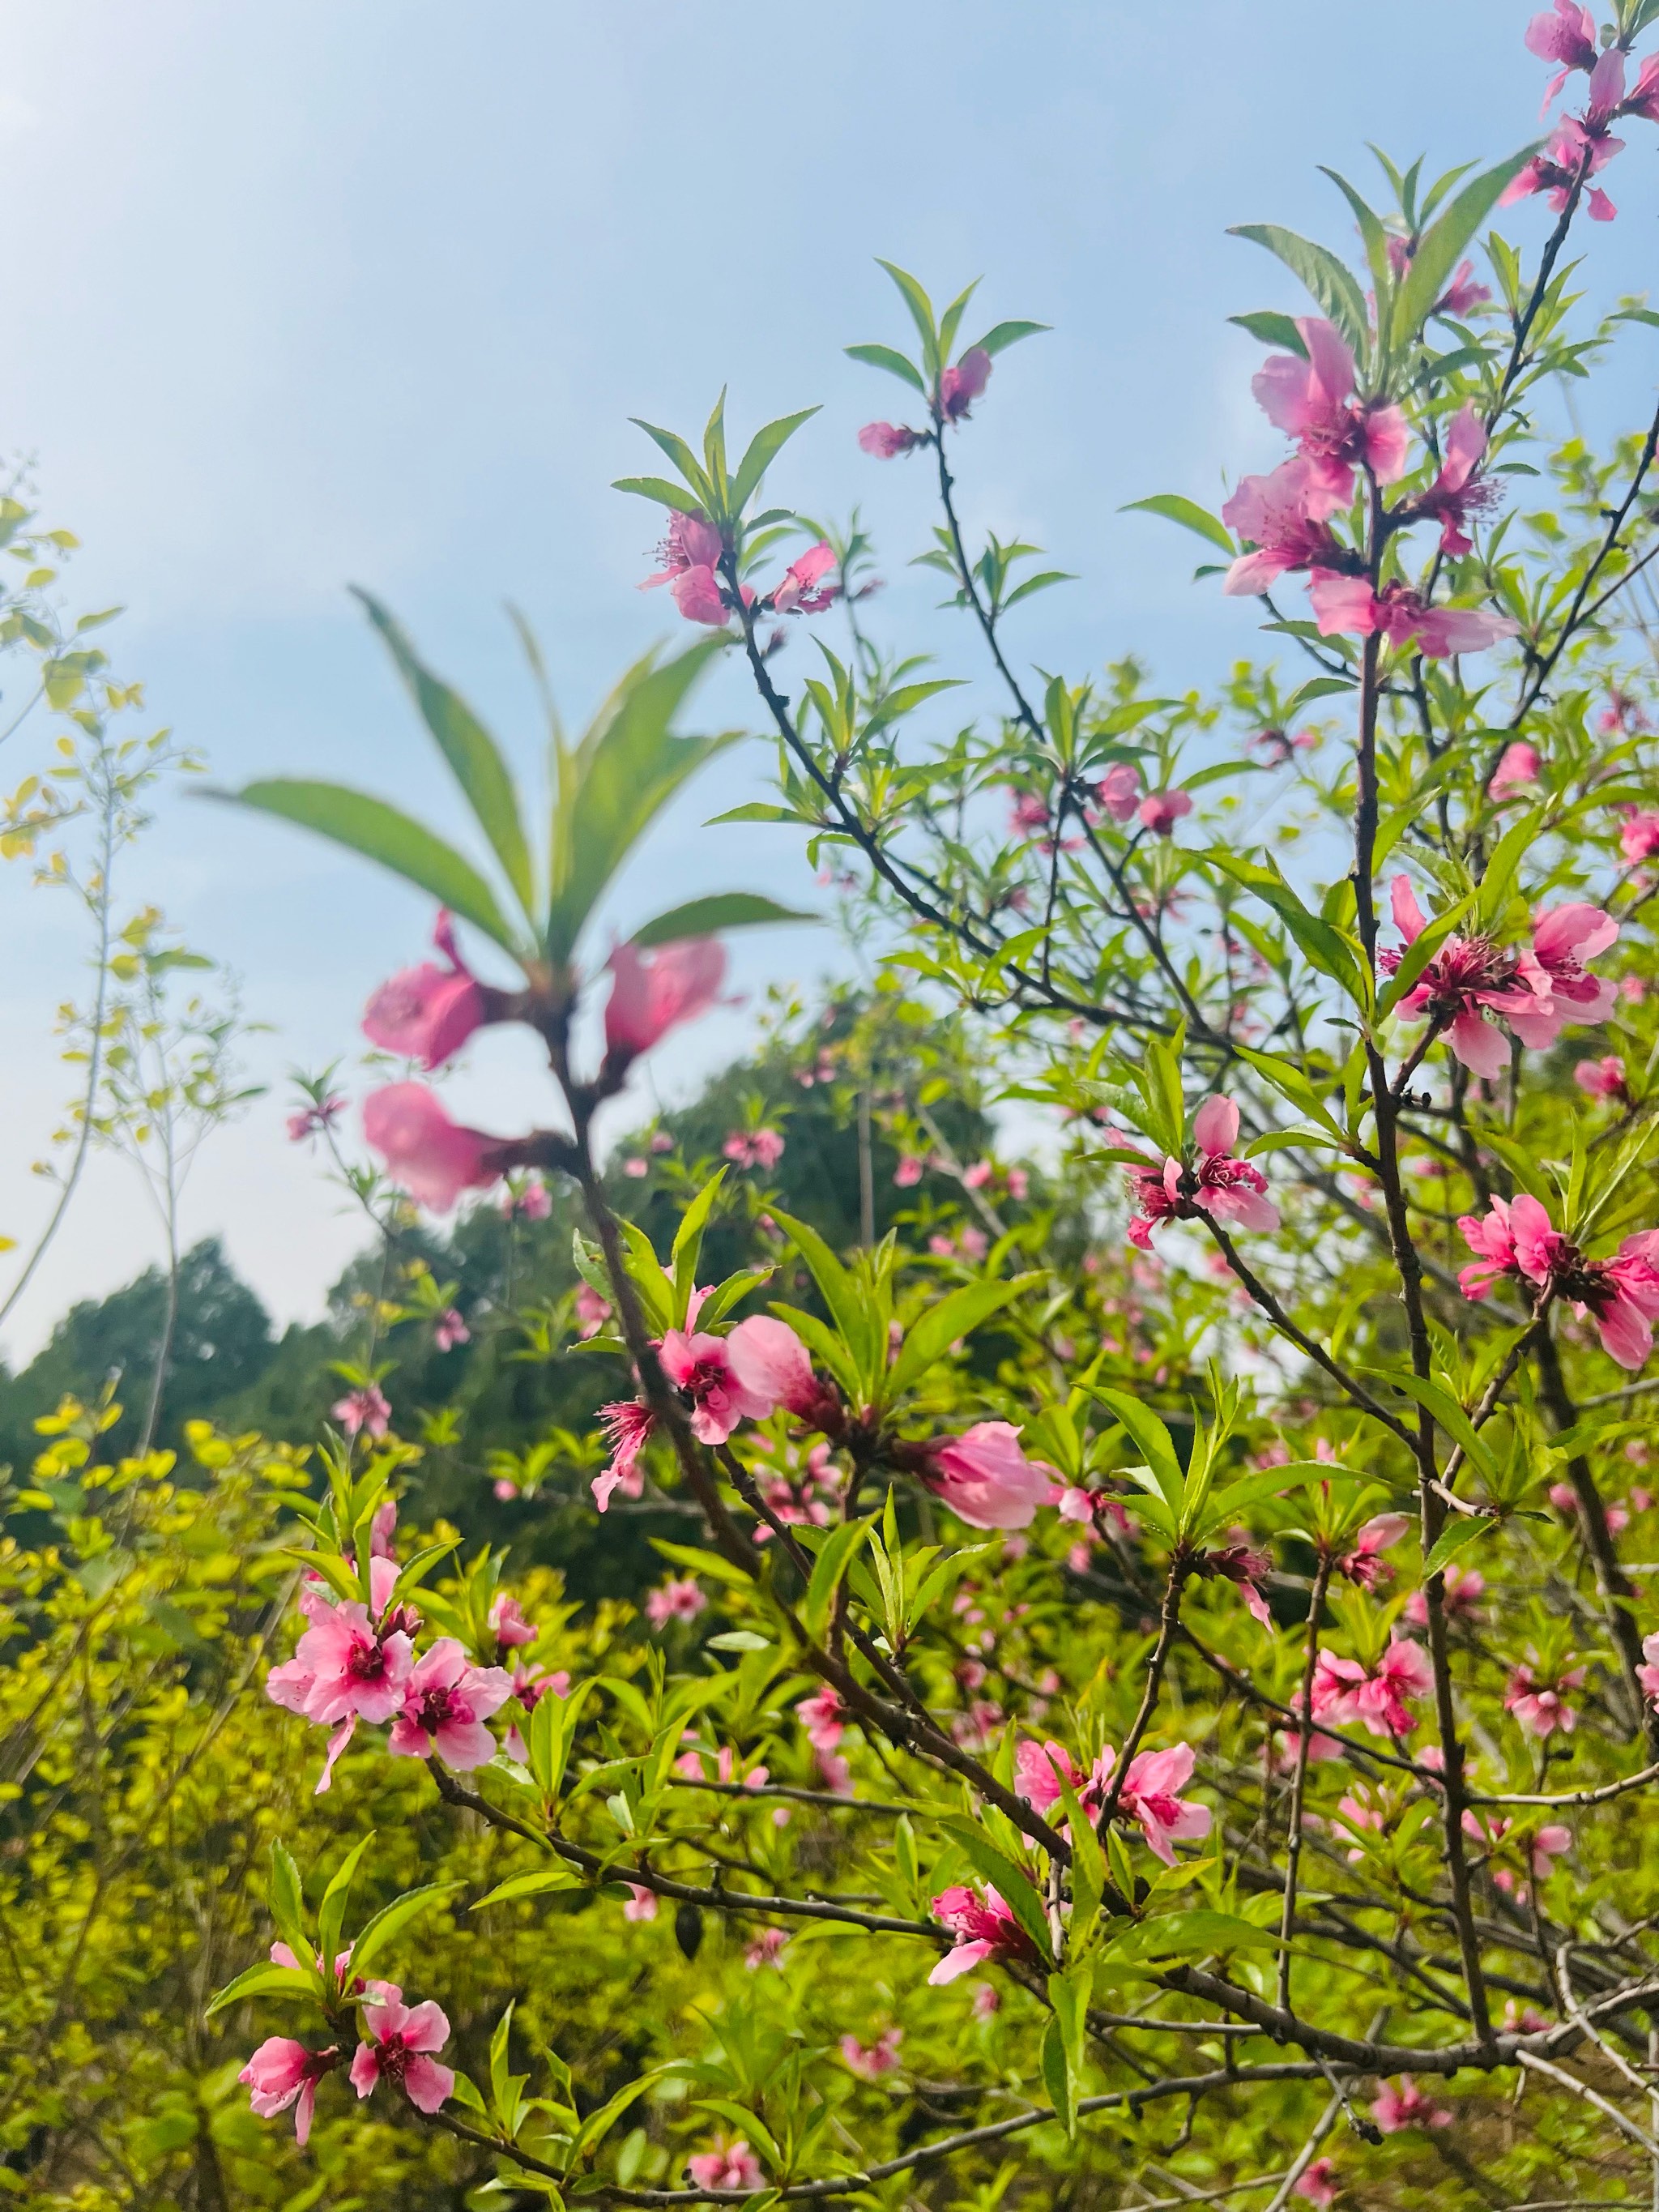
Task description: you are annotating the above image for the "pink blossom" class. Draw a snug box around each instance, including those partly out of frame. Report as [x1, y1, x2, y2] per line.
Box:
[349, 1984, 454, 2115]
[1102, 1740, 1213, 1864]
[646, 1577, 706, 1629]
[433, 1306, 470, 1351]
[1139, 789, 1192, 835]
[744, 1926, 788, 1971]
[841, 2029, 902, 2080]
[604, 938, 727, 1066]
[1575, 1053, 1627, 1101]
[1505, 1662, 1584, 1738]
[1095, 762, 1142, 821]
[1337, 1511, 1413, 1591]
[362, 912, 486, 1070]
[1531, 1822, 1572, 1876]
[919, 1422, 1055, 1530]
[1221, 457, 1341, 596]
[659, 1313, 819, 1445]
[1200, 1534, 1275, 1627]
[1294, 2155, 1338, 2207]
[859, 421, 925, 459]
[576, 1283, 612, 1339]
[641, 511, 733, 627]
[1307, 572, 1517, 658]
[288, 1095, 345, 1143]
[1491, 741, 1541, 794]
[363, 1083, 505, 1213]
[1014, 1737, 1098, 1818]
[1509, 903, 1620, 1048]
[623, 1883, 658, 1922]
[771, 541, 838, 615]
[1639, 1629, 1659, 1705]
[972, 1984, 1000, 2019]
[1311, 1636, 1432, 1737]
[797, 1686, 845, 1753]
[501, 1177, 552, 1221]
[1380, 878, 1537, 1080]
[593, 1399, 654, 1511]
[1458, 1192, 1659, 1369]
[1525, 0, 1597, 79]
[1502, 117, 1623, 222]
[386, 1638, 513, 1770]
[1371, 2076, 1452, 2133]
[688, 2140, 763, 2193]
[928, 1882, 1036, 1983]
[488, 1593, 536, 1649]
[893, 1154, 926, 1187]
[332, 1385, 391, 1439]
[1618, 803, 1659, 860]
[1129, 1095, 1279, 1248]
[1251, 317, 1410, 503]
[939, 347, 992, 421]
[1436, 261, 1491, 318]
[1405, 1562, 1484, 1625]
[266, 1572, 416, 1794]
[723, 1127, 787, 1170]
[1413, 405, 1499, 557]
[240, 2037, 339, 2146]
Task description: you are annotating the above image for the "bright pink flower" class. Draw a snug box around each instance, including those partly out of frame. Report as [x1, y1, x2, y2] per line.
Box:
[1505, 1662, 1584, 1737]
[1380, 878, 1535, 1080]
[928, 1882, 1036, 1983]
[349, 1984, 454, 2115]
[1014, 1737, 1098, 1817]
[1251, 318, 1410, 503]
[1221, 457, 1342, 595]
[841, 2029, 902, 2080]
[593, 1399, 654, 1511]
[361, 912, 486, 1070]
[919, 1422, 1055, 1530]
[658, 1313, 815, 1445]
[859, 421, 925, 459]
[1639, 1629, 1659, 1705]
[433, 1306, 470, 1351]
[1509, 903, 1620, 1048]
[642, 508, 723, 590]
[1525, 1, 1597, 75]
[771, 541, 838, 615]
[241, 2037, 339, 2146]
[797, 1686, 845, 1753]
[1458, 1193, 1659, 1369]
[1405, 1562, 1484, 1626]
[624, 1883, 658, 1922]
[939, 348, 992, 421]
[1625, 53, 1659, 122]
[266, 1573, 416, 1793]
[1099, 1741, 1213, 1865]
[1139, 789, 1192, 835]
[363, 1083, 505, 1213]
[688, 2140, 763, 2192]
[1436, 261, 1491, 318]
[646, 1577, 706, 1629]
[576, 1283, 612, 1338]
[387, 1638, 513, 1770]
[603, 938, 727, 1065]
[1337, 1511, 1413, 1591]
[1575, 1053, 1627, 1101]
[1294, 2155, 1338, 2207]
[1095, 762, 1142, 821]
[1531, 1822, 1572, 1876]
[1414, 405, 1499, 557]
[1371, 2076, 1452, 2133]
[331, 1385, 391, 1439]
[1502, 117, 1623, 221]
[1307, 573, 1517, 658]
[488, 1593, 536, 1649]
[1311, 1638, 1431, 1738]
[1491, 741, 1540, 793]
[1623, 809, 1659, 863]
[1128, 1096, 1278, 1248]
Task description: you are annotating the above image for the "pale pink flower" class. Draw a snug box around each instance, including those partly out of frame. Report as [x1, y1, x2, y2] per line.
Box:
[1139, 789, 1192, 835]
[893, 1154, 926, 1187]
[972, 1984, 1000, 2019]
[1575, 1053, 1627, 1101]
[593, 1399, 654, 1511]
[1294, 2155, 1337, 2207]
[332, 1385, 391, 1439]
[646, 1577, 706, 1629]
[349, 1984, 454, 2115]
[1404, 1562, 1484, 1625]
[1222, 457, 1341, 596]
[928, 1882, 1036, 1983]
[1337, 1511, 1413, 1591]
[604, 938, 727, 1066]
[641, 510, 734, 626]
[1639, 1629, 1659, 1705]
[1531, 1822, 1572, 1876]
[1380, 878, 1536, 1080]
[1502, 117, 1622, 222]
[1509, 903, 1620, 1048]
[659, 1313, 820, 1445]
[1413, 405, 1499, 556]
[723, 1127, 786, 1170]
[744, 1926, 788, 1971]
[859, 421, 925, 459]
[575, 1283, 612, 1338]
[362, 912, 486, 1070]
[240, 2038, 339, 2146]
[1525, 0, 1597, 81]
[288, 1095, 345, 1143]
[1095, 762, 1142, 820]
[488, 1593, 537, 1649]
[501, 1176, 552, 1221]
[433, 1306, 469, 1351]
[687, 2140, 763, 2193]
[797, 1686, 845, 1753]
[1436, 261, 1491, 318]
[1371, 2076, 1451, 2133]
[1505, 1662, 1584, 1737]
[1129, 1095, 1278, 1249]
[841, 2029, 902, 2081]
[771, 541, 838, 615]
[1490, 741, 1540, 793]
[1622, 808, 1659, 863]
[624, 1883, 658, 1922]
[363, 1083, 505, 1213]
[1251, 317, 1410, 503]
[919, 1422, 1055, 1530]
[939, 347, 992, 421]
[386, 1638, 514, 1770]
[1307, 572, 1517, 658]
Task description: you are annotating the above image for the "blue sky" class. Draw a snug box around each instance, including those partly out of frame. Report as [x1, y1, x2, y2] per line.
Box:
[2, 0, 1657, 1357]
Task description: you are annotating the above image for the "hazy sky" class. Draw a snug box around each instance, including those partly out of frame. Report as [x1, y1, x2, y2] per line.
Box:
[2, 0, 1656, 1361]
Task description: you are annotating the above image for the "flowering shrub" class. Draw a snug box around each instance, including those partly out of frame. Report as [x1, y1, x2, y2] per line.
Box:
[28, 4, 1657, 2205]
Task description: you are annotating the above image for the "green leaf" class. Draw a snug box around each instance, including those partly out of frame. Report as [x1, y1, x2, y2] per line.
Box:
[355, 591, 535, 919]
[629, 893, 818, 950]
[206, 779, 523, 955]
[875, 261, 940, 381]
[1422, 1514, 1498, 1579]
[1363, 1367, 1498, 1480]
[1041, 2016, 1073, 2137]
[1319, 169, 1394, 310]
[802, 1513, 876, 1638]
[963, 318, 1051, 358]
[269, 1842, 307, 1958]
[1228, 224, 1370, 352]
[612, 475, 706, 515]
[1392, 151, 1538, 349]
[628, 420, 715, 512]
[884, 1276, 1031, 1405]
[1228, 311, 1308, 355]
[766, 1209, 872, 1383]
[471, 1867, 588, 1911]
[318, 1831, 376, 1971]
[1092, 1387, 1186, 1523]
[1197, 1460, 1359, 1539]
[1120, 495, 1235, 557]
[843, 343, 927, 395]
[1107, 1910, 1278, 1961]
[204, 1962, 318, 2018]
[1210, 852, 1367, 1008]
[729, 408, 821, 514]
[1378, 889, 1478, 1020]
[348, 1881, 464, 1980]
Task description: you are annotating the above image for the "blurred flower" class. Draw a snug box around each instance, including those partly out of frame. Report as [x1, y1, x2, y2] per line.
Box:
[362, 911, 486, 1070]
[364, 1084, 505, 1213]
[646, 1578, 706, 1629]
[604, 938, 727, 1068]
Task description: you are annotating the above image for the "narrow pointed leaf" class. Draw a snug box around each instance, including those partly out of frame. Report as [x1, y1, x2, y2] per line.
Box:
[845, 343, 928, 394]
[612, 475, 706, 516]
[729, 408, 822, 515]
[1229, 224, 1369, 351]
[1392, 151, 1537, 349]
[629, 893, 818, 950]
[1122, 496, 1235, 557]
